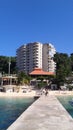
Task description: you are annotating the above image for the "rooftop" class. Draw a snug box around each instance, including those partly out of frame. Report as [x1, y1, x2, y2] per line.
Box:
[29, 68, 55, 75]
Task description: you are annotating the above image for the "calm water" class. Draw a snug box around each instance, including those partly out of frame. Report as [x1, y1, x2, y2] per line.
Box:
[57, 95, 73, 118]
[0, 97, 35, 130]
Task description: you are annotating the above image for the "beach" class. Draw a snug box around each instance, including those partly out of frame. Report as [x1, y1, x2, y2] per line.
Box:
[0, 90, 73, 97]
[0, 90, 36, 97]
[49, 90, 73, 96]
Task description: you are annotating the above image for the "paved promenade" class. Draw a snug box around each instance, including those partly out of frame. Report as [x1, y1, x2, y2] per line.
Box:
[7, 95, 73, 130]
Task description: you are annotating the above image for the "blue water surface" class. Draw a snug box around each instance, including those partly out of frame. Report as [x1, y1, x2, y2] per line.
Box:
[0, 97, 35, 130]
[57, 95, 73, 118]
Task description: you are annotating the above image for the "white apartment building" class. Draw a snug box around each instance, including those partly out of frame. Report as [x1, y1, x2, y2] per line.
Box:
[16, 45, 27, 73]
[26, 42, 42, 73]
[16, 42, 56, 74]
[42, 43, 56, 72]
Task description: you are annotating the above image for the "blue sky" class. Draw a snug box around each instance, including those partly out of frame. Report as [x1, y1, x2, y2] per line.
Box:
[0, 0, 73, 56]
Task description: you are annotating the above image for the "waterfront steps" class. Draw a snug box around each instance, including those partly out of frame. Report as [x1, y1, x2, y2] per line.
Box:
[7, 95, 73, 130]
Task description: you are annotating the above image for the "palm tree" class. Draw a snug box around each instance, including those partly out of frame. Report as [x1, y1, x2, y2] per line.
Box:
[17, 71, 31, 85]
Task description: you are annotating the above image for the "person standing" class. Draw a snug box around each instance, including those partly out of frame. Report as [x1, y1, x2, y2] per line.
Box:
[45, 88, 48, 96]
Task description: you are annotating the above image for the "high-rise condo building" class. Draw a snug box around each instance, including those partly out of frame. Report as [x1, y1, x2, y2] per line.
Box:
[42, 43, 56, 72]
[16, 42, 56, 74]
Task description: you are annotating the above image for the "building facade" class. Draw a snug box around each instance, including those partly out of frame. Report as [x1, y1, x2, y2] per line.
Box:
[16, 45, 27, 73]
[16, 42, 56, 74]
[42, 43, 56, 72]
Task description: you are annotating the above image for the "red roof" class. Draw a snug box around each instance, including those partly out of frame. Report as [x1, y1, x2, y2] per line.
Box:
[29, 68, 55, 75]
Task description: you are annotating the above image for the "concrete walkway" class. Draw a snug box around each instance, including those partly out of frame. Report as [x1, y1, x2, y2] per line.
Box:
[7, 95, 73, 130]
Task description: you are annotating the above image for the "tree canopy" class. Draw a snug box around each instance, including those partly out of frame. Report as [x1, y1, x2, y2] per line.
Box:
[0, 56, 16, 74]
[53, 52, 72, 87]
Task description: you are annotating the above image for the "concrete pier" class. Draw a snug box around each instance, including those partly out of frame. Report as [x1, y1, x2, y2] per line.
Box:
[7, 95, 73, 130]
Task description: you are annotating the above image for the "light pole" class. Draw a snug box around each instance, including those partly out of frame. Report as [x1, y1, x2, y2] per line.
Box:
[8, 57, 11, 76]
[8, 57, 12, 86]
[0, 73, 3, 87]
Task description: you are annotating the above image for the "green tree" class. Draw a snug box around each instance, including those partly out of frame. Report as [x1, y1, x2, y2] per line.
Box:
[10, 57, 16, 74]
[0, 56, 16, 74]
[70, 53, 73, 71]
[54, 52, 71, 87]
[17, 71, 31, 85]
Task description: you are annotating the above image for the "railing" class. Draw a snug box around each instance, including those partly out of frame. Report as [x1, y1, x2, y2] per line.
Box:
[2, 74, 17, 77]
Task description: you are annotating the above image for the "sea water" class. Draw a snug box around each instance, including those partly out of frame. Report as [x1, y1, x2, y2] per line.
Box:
[57, 95, 73, 118]
[0, 97, 35, 130]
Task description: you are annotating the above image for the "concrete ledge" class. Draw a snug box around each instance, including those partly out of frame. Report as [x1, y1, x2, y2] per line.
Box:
[7, 95, 73, 130]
